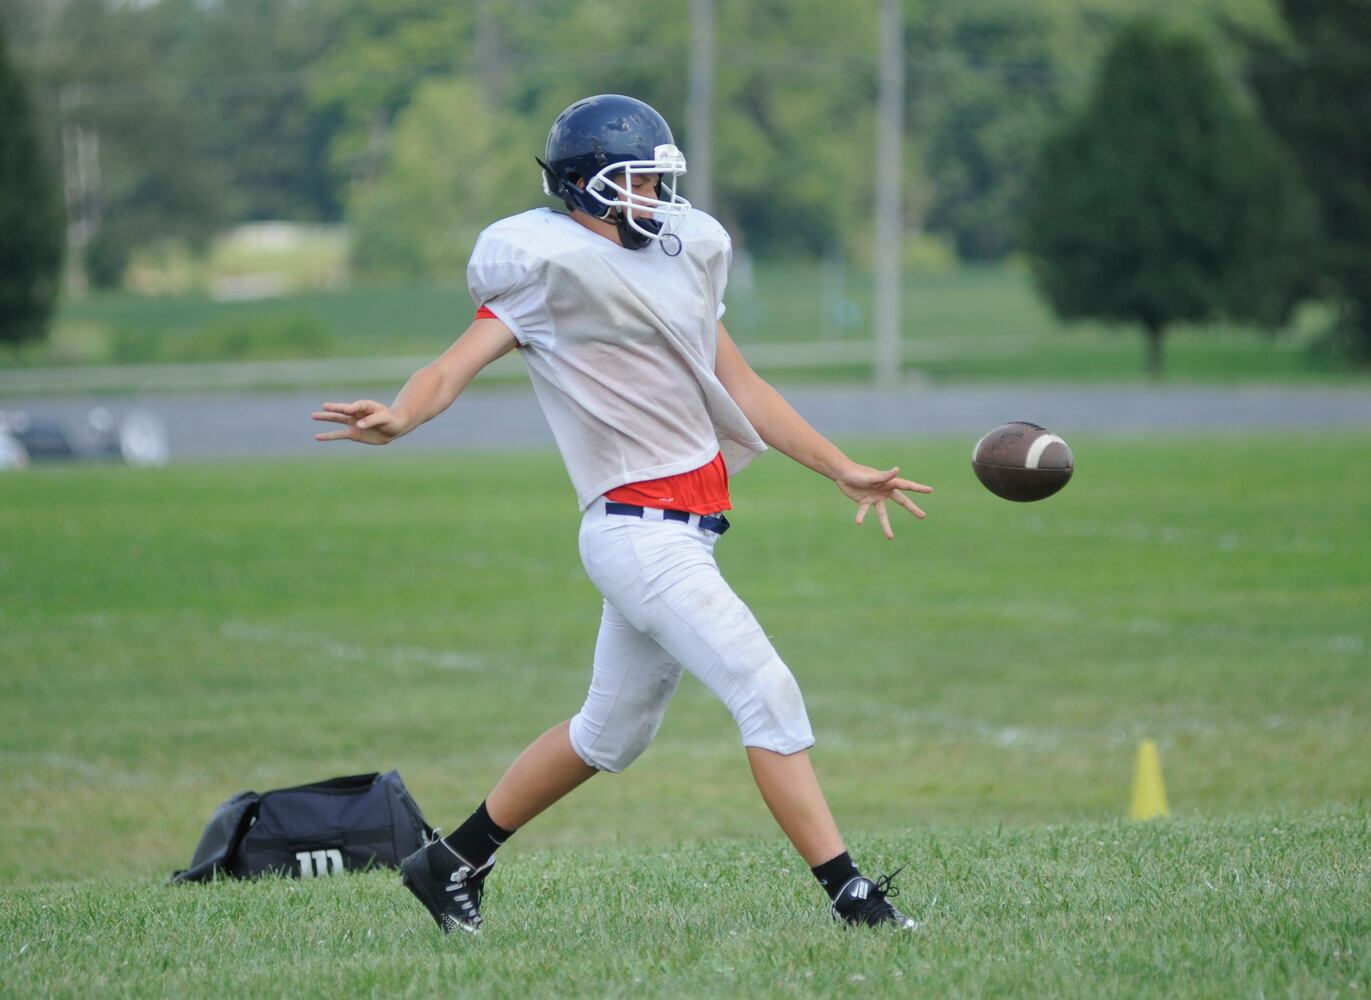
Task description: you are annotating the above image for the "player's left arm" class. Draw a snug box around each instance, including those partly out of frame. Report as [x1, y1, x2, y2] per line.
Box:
[714, 321, 932, 538]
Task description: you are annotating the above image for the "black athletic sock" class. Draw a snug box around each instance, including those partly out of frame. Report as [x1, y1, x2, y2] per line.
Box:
[442, 800, 515, 869]
[811, 851, 862, 901]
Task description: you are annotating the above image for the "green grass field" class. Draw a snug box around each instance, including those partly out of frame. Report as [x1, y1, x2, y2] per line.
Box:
[2, 433, 1369, 996]
[30, 263, 1358, 383]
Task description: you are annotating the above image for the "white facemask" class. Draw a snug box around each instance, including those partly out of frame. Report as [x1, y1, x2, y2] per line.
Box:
[582, 144, 692, 242]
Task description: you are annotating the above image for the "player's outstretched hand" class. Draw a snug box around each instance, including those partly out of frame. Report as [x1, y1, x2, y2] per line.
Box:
[311, 400, 406, 445]
[836, 463, 932, 540]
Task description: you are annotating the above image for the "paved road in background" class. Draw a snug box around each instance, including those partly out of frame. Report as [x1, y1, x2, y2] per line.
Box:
[5, 382, 1370, 462]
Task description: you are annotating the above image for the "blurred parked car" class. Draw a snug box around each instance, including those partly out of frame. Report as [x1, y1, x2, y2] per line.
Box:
[0, 408, 169, 470]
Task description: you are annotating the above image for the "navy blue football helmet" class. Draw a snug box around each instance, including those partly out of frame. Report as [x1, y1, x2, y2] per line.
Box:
[538, 94, 690, 249]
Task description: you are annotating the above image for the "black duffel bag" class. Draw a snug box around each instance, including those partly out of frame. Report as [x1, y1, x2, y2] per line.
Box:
[170, 771, 432, 883]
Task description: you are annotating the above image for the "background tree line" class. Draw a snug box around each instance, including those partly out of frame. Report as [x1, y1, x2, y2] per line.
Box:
[2, 0, 1274, 280]
[2, 0, 1368, 364]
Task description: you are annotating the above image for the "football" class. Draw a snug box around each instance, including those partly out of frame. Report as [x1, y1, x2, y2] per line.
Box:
[972, 421, 1074, 502]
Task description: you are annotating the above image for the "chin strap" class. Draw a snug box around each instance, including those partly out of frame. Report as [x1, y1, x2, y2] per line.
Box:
[615, 213, 659, 250]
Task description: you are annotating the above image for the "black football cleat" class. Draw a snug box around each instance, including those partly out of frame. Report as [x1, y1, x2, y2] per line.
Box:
[400, 832, 494, 935]
[831, 867, 918, 930]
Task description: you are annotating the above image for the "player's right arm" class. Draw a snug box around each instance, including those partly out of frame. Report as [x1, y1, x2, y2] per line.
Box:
[311, 317, 517, 445]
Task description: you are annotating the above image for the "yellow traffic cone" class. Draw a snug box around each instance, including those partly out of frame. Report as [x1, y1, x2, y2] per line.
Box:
[1129, 738, 1170, 820]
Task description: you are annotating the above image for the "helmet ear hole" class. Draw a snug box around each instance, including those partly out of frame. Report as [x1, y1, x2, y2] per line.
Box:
[568, 174, 584, 210]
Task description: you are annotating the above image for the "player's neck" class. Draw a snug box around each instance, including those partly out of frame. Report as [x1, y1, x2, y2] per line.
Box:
[568, 210, 626, 247]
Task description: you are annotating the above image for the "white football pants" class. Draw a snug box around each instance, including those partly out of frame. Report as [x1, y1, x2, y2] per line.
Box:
[568, 497, 815, 772]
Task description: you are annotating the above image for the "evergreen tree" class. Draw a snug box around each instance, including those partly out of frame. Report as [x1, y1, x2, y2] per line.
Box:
[0, 23, 63, 352]
[1244, 0, 1371, 359]
[1022, 18, 1316, 376]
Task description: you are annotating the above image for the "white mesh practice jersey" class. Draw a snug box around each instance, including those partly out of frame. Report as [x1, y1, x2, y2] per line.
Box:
[468, 207, 767, 510]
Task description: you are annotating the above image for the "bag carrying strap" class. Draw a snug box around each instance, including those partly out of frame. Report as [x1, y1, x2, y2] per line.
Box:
[270, 772, 381, 796]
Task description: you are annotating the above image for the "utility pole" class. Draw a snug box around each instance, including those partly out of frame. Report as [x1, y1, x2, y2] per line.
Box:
[687, 0, 714, 214]
[60, 85, 101, 297]
[475, 0, 505, 108]
[873, 0, 904, 387]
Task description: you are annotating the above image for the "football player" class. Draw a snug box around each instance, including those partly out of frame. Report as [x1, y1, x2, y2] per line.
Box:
[313, 94, 931, 933]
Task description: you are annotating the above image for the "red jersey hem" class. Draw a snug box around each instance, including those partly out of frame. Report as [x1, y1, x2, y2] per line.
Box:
[605, 451, 731, 514]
